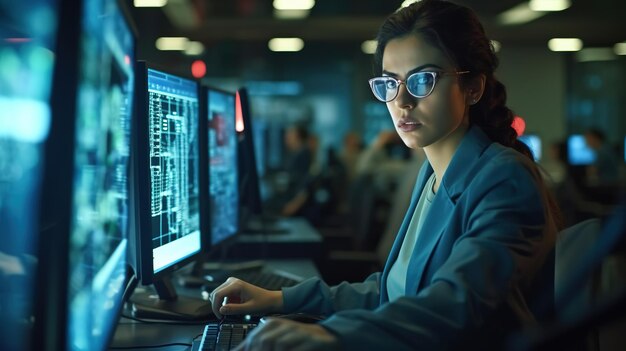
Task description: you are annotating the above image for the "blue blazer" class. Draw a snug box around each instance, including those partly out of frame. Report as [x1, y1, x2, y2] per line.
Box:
[283, 126, 557, 350]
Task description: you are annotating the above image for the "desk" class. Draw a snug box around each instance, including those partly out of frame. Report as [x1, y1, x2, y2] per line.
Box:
[230, 217, 323, 260]
[110, 259, 319, 350]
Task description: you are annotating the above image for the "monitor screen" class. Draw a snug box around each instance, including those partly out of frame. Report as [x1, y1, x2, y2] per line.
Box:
[207, 87, 238, 246]
[0, 0, 58, 349]
[518, 134, 542, 162]
[147, 68, 201, 274]
[567, 134, 596, 166]
[66, 0, 135, 350]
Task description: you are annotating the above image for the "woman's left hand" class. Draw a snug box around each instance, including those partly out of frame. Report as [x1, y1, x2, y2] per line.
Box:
[234, 318, 341, 351]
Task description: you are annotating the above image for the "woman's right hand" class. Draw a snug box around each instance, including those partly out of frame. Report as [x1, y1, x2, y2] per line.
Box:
[209, 277, 284, 319]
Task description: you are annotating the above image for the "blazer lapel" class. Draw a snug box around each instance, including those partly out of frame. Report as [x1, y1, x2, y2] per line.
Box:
[404, 126, 492, 294]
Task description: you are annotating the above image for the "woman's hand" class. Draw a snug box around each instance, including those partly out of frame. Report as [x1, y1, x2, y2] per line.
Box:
[234, 318, 341, 351]
[209, 277, 284, 319]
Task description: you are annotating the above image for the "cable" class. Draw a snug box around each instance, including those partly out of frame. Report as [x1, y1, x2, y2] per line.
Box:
[109, 342, 191, 350]
[121, 271, 138, 304]
[120, 313, 209, 325]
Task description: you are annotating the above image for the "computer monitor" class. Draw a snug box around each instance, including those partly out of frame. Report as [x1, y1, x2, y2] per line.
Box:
[567, 134, 596, 166]
[34, 0, 136, 350]
[206, 86, 239, 247]
[236, 88, 263, 223]
[1, 0, 58, 349]
[130, 61, 208, 320]
[518, 134, 542, 162]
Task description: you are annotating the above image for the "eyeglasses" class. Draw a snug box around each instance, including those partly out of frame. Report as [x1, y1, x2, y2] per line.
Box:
[368, 70, 470, 102]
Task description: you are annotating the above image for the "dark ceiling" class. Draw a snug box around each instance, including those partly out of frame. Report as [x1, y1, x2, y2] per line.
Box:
[125, 0, 626, 74]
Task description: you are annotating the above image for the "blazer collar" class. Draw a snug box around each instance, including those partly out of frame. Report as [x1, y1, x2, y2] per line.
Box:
[439, 125, 492, 201]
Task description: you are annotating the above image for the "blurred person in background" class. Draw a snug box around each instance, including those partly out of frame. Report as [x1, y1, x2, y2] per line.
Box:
[584, 128, 620, 185]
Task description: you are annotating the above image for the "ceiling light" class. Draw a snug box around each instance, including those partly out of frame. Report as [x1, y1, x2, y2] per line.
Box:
[155, 37, 189, 51]
[497, 3, 546, 25]
[401, 0, 422, 8]
[548, 38, 583, 52]
[184, 41, 204, 56]
[273, 0, 315, 11]
[134, 0, 167, 7]
[361, 40, 377, 54]
[274, 9, 310, 19]
[576, 48, 616, 62]
[529, 0, 571, 12]
[268, 38, 304, 52]
[490, 40, 502, 53]
[614, 42, 626, 55]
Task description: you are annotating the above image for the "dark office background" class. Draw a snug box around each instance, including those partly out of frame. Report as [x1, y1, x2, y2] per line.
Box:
[124, 0, 626, 158]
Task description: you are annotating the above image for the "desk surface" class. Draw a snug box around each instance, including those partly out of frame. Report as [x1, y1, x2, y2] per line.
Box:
[110, 259, 319, 351]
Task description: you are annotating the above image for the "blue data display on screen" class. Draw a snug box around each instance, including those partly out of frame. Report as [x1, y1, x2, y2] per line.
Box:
[567, 134, 596, 166]
[208, 89, 238, 245]
[66, 1, 134, 350]
[518, 134, 542, 162]
[0, 0, 58, 349]
[147, 69, 201, 273]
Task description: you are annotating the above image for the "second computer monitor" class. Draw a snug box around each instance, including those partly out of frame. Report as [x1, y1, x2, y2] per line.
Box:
[206, 87, 239, 247]
[133, 62, 201, 284]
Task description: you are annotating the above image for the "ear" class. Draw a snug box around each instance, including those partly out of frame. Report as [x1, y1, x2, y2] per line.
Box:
[466, 73, 486, 105]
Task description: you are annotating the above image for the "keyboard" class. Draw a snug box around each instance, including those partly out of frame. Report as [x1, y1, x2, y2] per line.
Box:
[193, 322, 258, 351]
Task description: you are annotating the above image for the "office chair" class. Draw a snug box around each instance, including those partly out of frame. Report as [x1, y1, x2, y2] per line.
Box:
[319, 159, 421, 284]
[510, 202, 626, 351]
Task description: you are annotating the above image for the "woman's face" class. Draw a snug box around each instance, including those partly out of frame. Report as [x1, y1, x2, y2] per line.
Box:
[382, 34, 470, 150]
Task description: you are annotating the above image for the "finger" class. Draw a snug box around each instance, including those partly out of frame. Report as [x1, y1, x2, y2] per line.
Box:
[210, 279, 241, 317]
[219, 299, 264, 316]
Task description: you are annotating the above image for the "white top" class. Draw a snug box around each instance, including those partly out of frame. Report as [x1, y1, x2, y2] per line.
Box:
[386, 172, 436, 301]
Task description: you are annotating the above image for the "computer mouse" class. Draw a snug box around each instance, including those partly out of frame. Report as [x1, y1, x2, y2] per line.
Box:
[260, 313, 325, 324]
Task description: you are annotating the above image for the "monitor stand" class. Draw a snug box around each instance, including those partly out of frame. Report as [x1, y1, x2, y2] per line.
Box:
[130, 275, 213, 321]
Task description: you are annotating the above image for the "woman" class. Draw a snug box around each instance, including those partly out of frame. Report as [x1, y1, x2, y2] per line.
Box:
[210, 1, 559, 349]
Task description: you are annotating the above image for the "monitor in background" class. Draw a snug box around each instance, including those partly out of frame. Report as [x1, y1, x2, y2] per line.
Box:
[236, 88, 263, 223]
[567, 134, 596, 166]
[236, 89, 289, 234]
[518, 134, 542, 162]
[1, 0, 58, 349]
[206, 87, 239, 247]
[130, 62, 208, 320]
[34, 0, 136, 350]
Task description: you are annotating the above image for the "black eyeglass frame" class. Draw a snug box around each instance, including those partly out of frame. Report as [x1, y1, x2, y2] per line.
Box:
[368, 70, 470, 102]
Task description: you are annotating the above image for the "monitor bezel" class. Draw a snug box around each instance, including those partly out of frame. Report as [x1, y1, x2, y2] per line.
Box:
[132, 60, 203, 285]
[236, 87, 263, 219]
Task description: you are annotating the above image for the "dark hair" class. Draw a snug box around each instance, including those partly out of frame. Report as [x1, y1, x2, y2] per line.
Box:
[374, 0, 532, 160]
